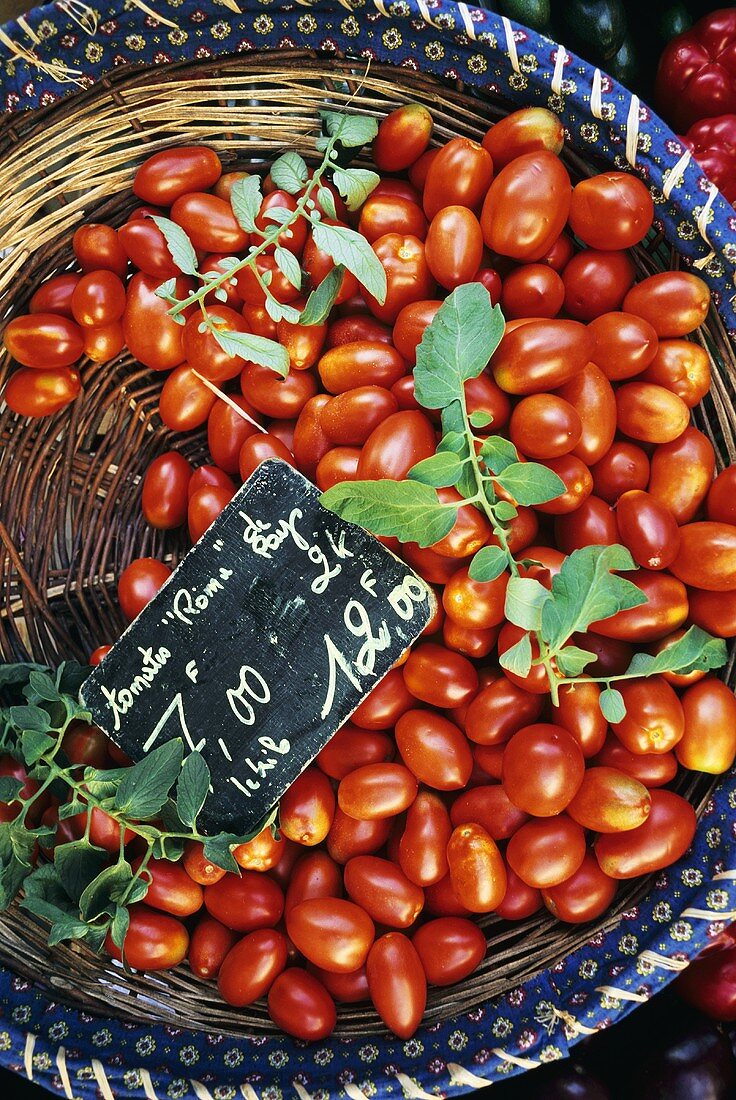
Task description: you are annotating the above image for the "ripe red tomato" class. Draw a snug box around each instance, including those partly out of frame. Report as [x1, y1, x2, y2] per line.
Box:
[142, 451, 192, 529]
[217, 928, 288, 1006]
[534, 454, 593, 516]
[616, 489, 681, 570]
[170, 192, 248, 252]
[292, 394, 332, 479]
[237, 254, 301, 306]
[188, 916, 238, 979]
[550, 682, 607, 758]
[30, 273, 81, 317]
[506, 815, 586, 889]
[132, 856, 203, 917]
[590, 441, 650, 504]
[501, 264, 565, 319]
[623, 272, 710, 336]
[510, 394, 581, 459]
[267, 967, 336, 1040]
[133, 146, 222, 204]
[566, 767, 651, 833]
[318, 340, 406, 393]
[117, 557, 171, 620]
[367, 932, 427, 1038]
[286, 897, 374, 972]
[676, 677, 736, 774]
[241, 363, 317, 419]
[204, 871, 284, 932]
[3, 367, 81, 418]
[232, 825, 285, 872]
[464, 676, 543, 746]
[303, 229, 359, 307]
[482, 107, 564, 169]
[648, 427, 716, 524]
[350, 667, 414, 730]
[591, 570, 688, 642]
[568, 173, 654, 250]
[207, 395, 261, 473]
[423, 872, 473, 917]
[373, 103, 433, 172]
[61, 722, 110, 768]
[425, 206, 483, 291]
[158, 364, 216, 431]
[83, 322, 125, 364]
[413, 916, 486, 986]
[357, 409, 436, 480]
[670, 522, 736, 591]
[316, 725, 393, 782]
[595, 789, 696, 878]
[588, 311, 659, 380]
[481, 150, 571, 260]
[443, 618, 498, 659]
[497, 623, 551, 695]
[338, 763, 417, 821]
[707, 467, 736, 526]
[689, 587, 736, 638]
[327, 314, 392, 348]
[319, 386, 398, 446]
[4, 313, 84, 369]
[403, 642, 478, 708]
[118, 217, 181, 280]
[491, 318, 592, 394]
[394, 709, 473, 790]
[284, 851, 343, 915]
[615, 382, 690, 444]
[182, 841, 227, 886]
[123, 273, 194, 371]
[255, 190, 307, 255]
[71, 270, 126, 328]
[503, 724, 585, 817]
[443, 565, 508, 630]
[238, 432, 294, 481]
[359, 194, 428, 244]
[432, 488, 494, 558]
[450, 784, 528, 840]
[189, 467, 237, 501]
[363, 234, 435, 324]
[106, 905, 188, 971]
[611, 676, 685, 754]
[562, 250, 636, 321]
[447, 823, 506, 912]
[423, 137, 493, 219]
[188, 484, 235, 542]
[279, 767, 335, 846]
[73, 223, 128, 278]
[542, 853, 618, 924]
[183, 306, 251, 383]
[554, 495, 618, 553]
[277, 310, 327, 373]
[641, 338, 711, 407]
[676, 946, 736, 1022]
[398, 790, 452, 887]
[343, 855, 424, 929]
[593, 738, 678, 787]
[315, 447, 361, 491]
[326, 808, 392, 864]
[495, 866, 543, 920]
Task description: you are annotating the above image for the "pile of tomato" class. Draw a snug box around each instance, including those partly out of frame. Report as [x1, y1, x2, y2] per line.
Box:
[3, 101, 736, 1042]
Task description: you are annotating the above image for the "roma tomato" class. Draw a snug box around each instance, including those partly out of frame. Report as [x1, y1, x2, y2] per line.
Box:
[403, 642, 478, 708]
[344, 856, 424, 928]
[446, 823, 506, 913]
[648, 427, 716, 524]
[73, 223, 128, 278]
[83, 322, 124, 364]
[61, 723, 109, 768]
[303, 230, 359, 307]
[431, 487, 494, 557]
[450, 784, 528, 841]
[562, 250, 636, 321]
[482, 107, 564, 170]
[351, 668, 414, 730]
[391, 301, 442, 366]
[413, 917, 486, 986]
[651, 627, 711, 688]
[307, 963, 369, 1004]
[133, 146, 221, 204]
[183, 306, 251, 382]
[182, 841, 227, 886]
[542, 853, 618, 924]
[238, 433, 295, 481]
[3, 367, 81, 418]
[292, 394, 332, 480]
[611, 676, 685, 754]
[590, 441, 650, 504]
[616, 489, 681, 570]
[213, 170, 251, 201]
[207, 395, 261, 474]
[118, 557, 171, 620]
[490, 319, 592, 394]
[232, 825, 284, 872]
[535, 454, 593, 516]
[318, 341, 406, 393]
[267, 968, 336, 1040]
[670, 522, 736, 590]
[204, 871, 284, 932]
[327, 808, 392, 864]
[71, 271, 126, 327]
[501, 264, 565, 319]
[142, 451, 192, 529]
[199, 254, 243, 309]
[495, 866, 543, 920]
[595, 790, 696, 879]
[106, 905, 188, 971]
[464, 372, 512, 431]
[615, 382, 690, 444]
[443, 565, 508, 629]
[707, 467, 736, 526]
[284, 851, 342, 915]
[373, 103, 433, 172]
[409, 148, 439, 190]
[338, 763, 417, 821]
[357, 410, 436, 480]
[237, 254, 301, 306]
[367, 933, 426, 1039]
[327, 315, 392, 348]
[502, 724, 585, 817]
[497, 623, 551, 694]
[255, 191, 307, 255]
[132, 856, 203, 917]
[425, 206, 483, 290]
[171, 192, 249, 252]
[641, 339, 711, 407]
[188, 916, 238, 979]
[159, 364, 216, 431]
[588, 311, 659, 380]
[286, 897, 374, 972]
[316, 449, 363, 493]
[675, 946, 736, 1022]
[118, 217, 181, 279]
[623, 272, 710, 336]
[123, 273, 193, 371]
[320, 386, 398, 445]
[4, 313, 84, 369]
[30, 273, 80, 317]
[423, 137, 493, 219]
[481, 150, 571, 260]
[217, 929, 287, 1006]
[394, 709, 473, 790]
[509, 394, 581, 459]
[363, 234, 435, 324]
[556, 362, 617, 466]
[277, 312, 327, 372]
[550, 681, 608, 757]
[593, 738, 678, 788]
[188, 484, 234, 542]
[677, 677, 736, 774]
[554, 495, 618, 552]
[506, 815, 586, 889]
[591, 570, 689, 642]
[399, 790, 452, 886]
[279, 767, 335, 847]
[568, 173, 653, 250]
[464, 676, 543, 745]
[358, 194, 427, 244]
[566, 767, 651, 833]
[689, 587, 736, 638]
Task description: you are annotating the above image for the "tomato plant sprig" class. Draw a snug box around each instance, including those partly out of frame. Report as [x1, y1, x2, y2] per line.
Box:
[0, 662, 273, 954]
[152, 110, 386, 378]
[321, 284, 728, 716]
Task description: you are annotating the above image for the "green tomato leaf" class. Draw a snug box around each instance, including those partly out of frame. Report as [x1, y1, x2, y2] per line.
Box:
[624, 625, 727, 679]
[0, 663, 47, 691]
[265, 298, 301, 325]
[261, 207, 293, 226]
[320, 110, 379, 148]
[54, 840, 107, 904]
[20, 729, 56, 766]
[299, 265, 344, 326]
[22, 862, 73, 909]
[151, 216, 198, 276]
[155, 277, 178, 303]
[414, 284, 504, 410]
[321, 480, 457, 547]
[0, 777, 23, 804]
[331, 166, 380, 211]
[9, 705, 52, 734]
[81, 765, 129, 800]
[177, 751, 211, 828]
[504, 576, 550, 632]
[479, 436, 520, 475]
[0, 822, 38, 907]
[230, 175, 263, 234]
[599, 687, 627, 724]
[494, 500, 518, 522]
[499, 632, 533, 678]
[273, 246, 302, 291]
[408, 451, 464, 489]
[79, 860, 135, 921]
[540, 544, 647, 653]
[468, 546, 508, 582]
[494, 462, 566, 507]
[468, 410, 495, 429]
[554, 646, 597, 677]
[114, 739, 184, 820]
[110, 904, 130, 949]
[49, 914, 100, 948]
[311, 222, 386, 304]
[27, 671, 61, 703]
[316, 186, 338, 220]
[210, 326, 289, 378]
[269, 151, 308, 194]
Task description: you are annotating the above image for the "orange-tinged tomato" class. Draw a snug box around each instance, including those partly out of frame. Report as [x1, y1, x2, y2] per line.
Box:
[277, 311, 327, 373]
[676, 677, 736, 774]
[217, 928, 288, 1006]
[133, 145, 221, 204]
[482, 107, 564, 170]
[507, 815, 586, 889]
[204, 871, 284, 932]
[106, 905, 188, 971]
[344, 855, 424, 928]
[651, 627, 711, 687]
[392, 300, 443, 365]
[535, 454, 593, 516]
[183, 840, 227, 886]
[359, 194, 428, 244]
[616, 489, 681, 570]
[557, 361, 617, 466]
[591, 570, 688, 642]
[286, 897, 374, 972]
[566, 767, 652, 833]
[372, 103, 433, 172]
[648, 427, 716, 525]
[241, 362, 317, 420]
[503, 723, 585, 817]
[510, 394, 581, 459]
[398, 789, 452, 886]
[611, 676, 685, 754]
[326, 808, 392, 863]
[279, 767, 335, 847]
[568, 173, 654, 250]
[413, 916, 486, 986]
[132, 855, 203, 917]
[450, 784, 528, 840]
[184, 305, 251, 383]
[73, 223, 128, 278]
[595, 789, 696, 879]
[464, 676, 543, 746]
[425, 206, 484, 291]
[267, 968, 336, 1040]
[481, 150, 571, 261]
[431, 488, 494, 558]
[4, 313, 84, 370]
[83, 322, 124, 364]
[71, 270, 126, 329]
[443, 565, 508, 630]
[367, 932, 427, 1038]
[550, 681, 608, 758]
[3, 366, 81, 418]
[688, 586, 736, 638]
[641, 338, 711, 407]
[623, 272, 710, 336]
[542, 853, 618, 924]
[423, 137, 494, 219]
[171, 192, 248, 252]
[357, 409, 436, 480]
[338, 763, 417, 821]
[490, 319, 592, 394]
[588, 311, 659, 381]
[364, 234, 436, 324]
[188, 916, 238, 979]
[615, 382, 690, 444]
[318, 340, 407, 394]
[303, 229, 359, 307]
[670, 522, 736, 591]
[446, 823, 506, 913]
[394, 709, 473, 791]
[232, 825, 285, 872]
[123, 273, 194, 371]
[320, 386, 398, 446]
[315, 447, 360, 491]
[403, 642, 478, 708]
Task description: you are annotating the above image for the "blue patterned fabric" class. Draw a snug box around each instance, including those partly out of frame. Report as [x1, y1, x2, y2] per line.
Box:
[1, 2, 736, 1096]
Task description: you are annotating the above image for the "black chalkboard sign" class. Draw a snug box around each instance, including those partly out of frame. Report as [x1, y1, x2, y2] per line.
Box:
[82, 460, 433, 835]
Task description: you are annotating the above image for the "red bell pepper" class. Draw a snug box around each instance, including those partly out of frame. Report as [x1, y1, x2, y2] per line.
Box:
[681, 114, 736, 207]
[655, 8, 736, 132]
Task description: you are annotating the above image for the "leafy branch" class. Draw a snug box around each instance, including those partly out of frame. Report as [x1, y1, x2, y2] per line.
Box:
[153, 110, 385, 377]
[321, 284, 728, 714]
[0, 663, 272, 954]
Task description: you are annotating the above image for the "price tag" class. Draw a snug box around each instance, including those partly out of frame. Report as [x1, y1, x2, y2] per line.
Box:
[82, 460, 433, 834]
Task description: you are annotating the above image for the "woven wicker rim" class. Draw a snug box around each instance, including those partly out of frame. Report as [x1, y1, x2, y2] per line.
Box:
[0, 50, 734, 1040]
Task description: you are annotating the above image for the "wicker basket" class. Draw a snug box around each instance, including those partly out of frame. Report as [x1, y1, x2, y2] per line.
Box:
[1, 2, 736, 1097]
